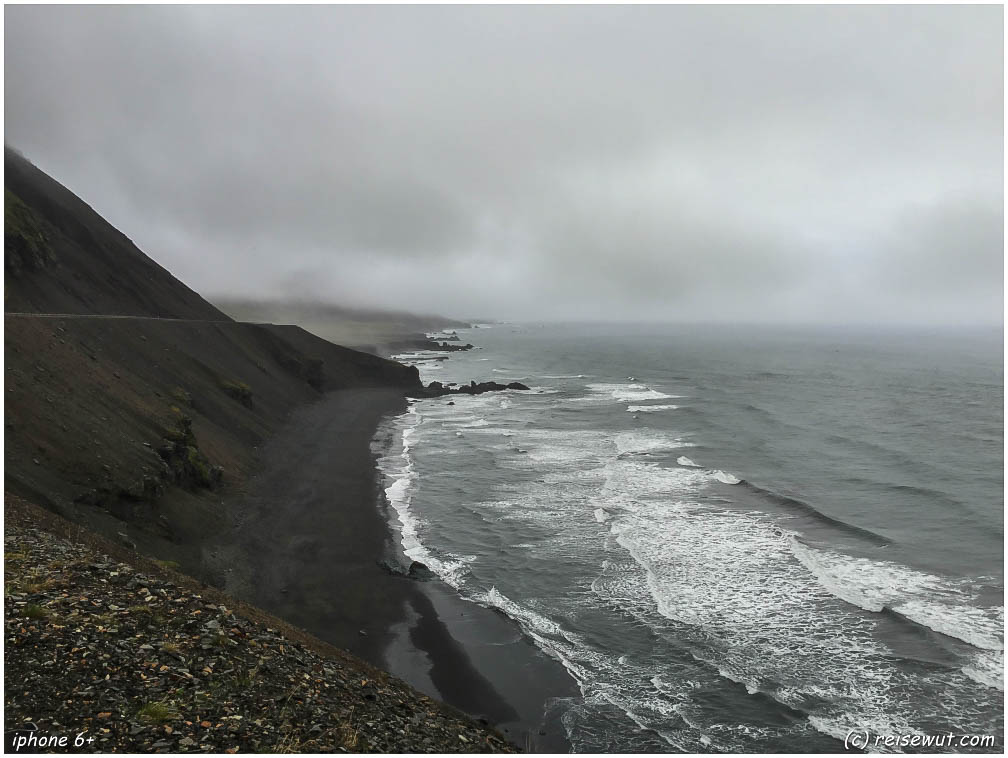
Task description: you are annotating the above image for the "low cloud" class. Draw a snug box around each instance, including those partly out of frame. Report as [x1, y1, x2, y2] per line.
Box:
[5, 5, 1002, 324]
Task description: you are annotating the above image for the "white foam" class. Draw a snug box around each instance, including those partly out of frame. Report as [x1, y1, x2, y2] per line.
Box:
[481, 586, 565, 637]
[711, 470, 741, 485]
[457, 418, 490, 428]
[614, 431, 694, 457]
[505, 429, 611, 469]
[377, 408, 472, 590]
[962, 649, 1005, 691]
[393, 374, 1002, 748]
[604, 501, 950, 742]
[896, 599, 1004, 651]
[587, 382, 679, 403]
[626, 404, 679, 412]
[790, 538, 1004, 652]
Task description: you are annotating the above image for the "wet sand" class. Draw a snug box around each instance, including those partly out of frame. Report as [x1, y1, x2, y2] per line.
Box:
[212, 388, 578, 750]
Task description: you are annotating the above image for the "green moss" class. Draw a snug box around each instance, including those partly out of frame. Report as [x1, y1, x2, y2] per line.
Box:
[157, 415, 220, 490]
[219, 378, 254, 408]
[186, 445, 212, 486]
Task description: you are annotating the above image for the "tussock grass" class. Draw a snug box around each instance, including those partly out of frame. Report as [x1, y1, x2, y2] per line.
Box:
[136, 700, 180, 723]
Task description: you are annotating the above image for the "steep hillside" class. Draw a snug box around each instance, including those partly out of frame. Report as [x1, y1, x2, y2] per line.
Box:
[4, 147, 227, 319]
[3, 149, 421, 579]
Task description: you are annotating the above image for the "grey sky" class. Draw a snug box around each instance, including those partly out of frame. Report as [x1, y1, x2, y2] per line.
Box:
[5, 5, 1003, 324]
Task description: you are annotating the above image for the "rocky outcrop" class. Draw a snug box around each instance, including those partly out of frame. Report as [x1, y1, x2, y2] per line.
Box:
[219, 379, 254, 409]
[72, 415, 223, 516]
[408, 380, 530, 399]
[433, 341, 474, 352]
[156, 416, 224, 490]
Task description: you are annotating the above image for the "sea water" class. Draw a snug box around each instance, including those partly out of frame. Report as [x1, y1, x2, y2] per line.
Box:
[376, 322, 1003, 752]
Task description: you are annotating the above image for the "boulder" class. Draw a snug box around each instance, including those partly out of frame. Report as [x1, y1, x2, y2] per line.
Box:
[408, 561, 436, 581]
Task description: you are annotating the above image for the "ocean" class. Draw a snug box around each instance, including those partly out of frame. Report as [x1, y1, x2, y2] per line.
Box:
[377, 322, 1003, 752]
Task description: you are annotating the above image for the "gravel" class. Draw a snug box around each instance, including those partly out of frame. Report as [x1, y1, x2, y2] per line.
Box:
[4, 523, 516, 753]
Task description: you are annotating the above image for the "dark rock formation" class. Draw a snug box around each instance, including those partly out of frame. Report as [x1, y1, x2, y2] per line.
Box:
[434, 341, 474, 352]
[219, 379, 254, 409]
[155, 416, 223, 491]
[407, 561, 436, 581]
[407, 380, 529, 399]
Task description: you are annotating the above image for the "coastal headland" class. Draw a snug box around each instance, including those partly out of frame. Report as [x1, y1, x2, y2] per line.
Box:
[4, 146, 577, 750]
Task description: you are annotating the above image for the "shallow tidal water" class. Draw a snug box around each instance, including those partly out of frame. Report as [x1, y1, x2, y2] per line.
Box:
[378, 322, 1003, 752]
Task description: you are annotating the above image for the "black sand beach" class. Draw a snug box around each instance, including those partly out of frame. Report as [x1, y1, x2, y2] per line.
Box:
[209, 387, 579, 750]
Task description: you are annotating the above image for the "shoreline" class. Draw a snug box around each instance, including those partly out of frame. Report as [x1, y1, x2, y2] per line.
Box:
[374, 407, 580, 751]
[208, 385, 578, 750]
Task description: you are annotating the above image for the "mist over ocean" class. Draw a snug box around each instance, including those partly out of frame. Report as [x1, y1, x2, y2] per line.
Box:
[379, 323, 1003, 752]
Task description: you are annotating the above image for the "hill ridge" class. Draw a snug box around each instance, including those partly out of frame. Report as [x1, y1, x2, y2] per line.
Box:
[4, 146, 228, 320]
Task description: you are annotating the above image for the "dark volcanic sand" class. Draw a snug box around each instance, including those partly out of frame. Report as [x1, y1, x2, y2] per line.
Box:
[210, 388, 578, 750]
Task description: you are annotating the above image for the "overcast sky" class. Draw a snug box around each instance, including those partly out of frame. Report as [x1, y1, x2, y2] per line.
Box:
[5, 5, 1003, 325]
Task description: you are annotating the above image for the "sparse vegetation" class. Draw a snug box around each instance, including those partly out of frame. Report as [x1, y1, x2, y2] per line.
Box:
[219, 378, 254, 408]
[339, 707, 360, 750]
[5, 189, 53, 276]
[158, 416, 222, 490]
[136, 700, 180, 723]
[5, 518, 516, 754]
[170, 386, 192, 406]
[23, 603, 49, 619]
[24, 577, 58, 594]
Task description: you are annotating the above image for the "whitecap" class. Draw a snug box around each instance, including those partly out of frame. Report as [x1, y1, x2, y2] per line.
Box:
[962, 649, 1005, 691]
[711, 470, 741, 485]
[626, 404, 680, 412]
[614, 431, 694, 457]
[790, 538, 1004, 651]
[586, 382, 680, 403]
